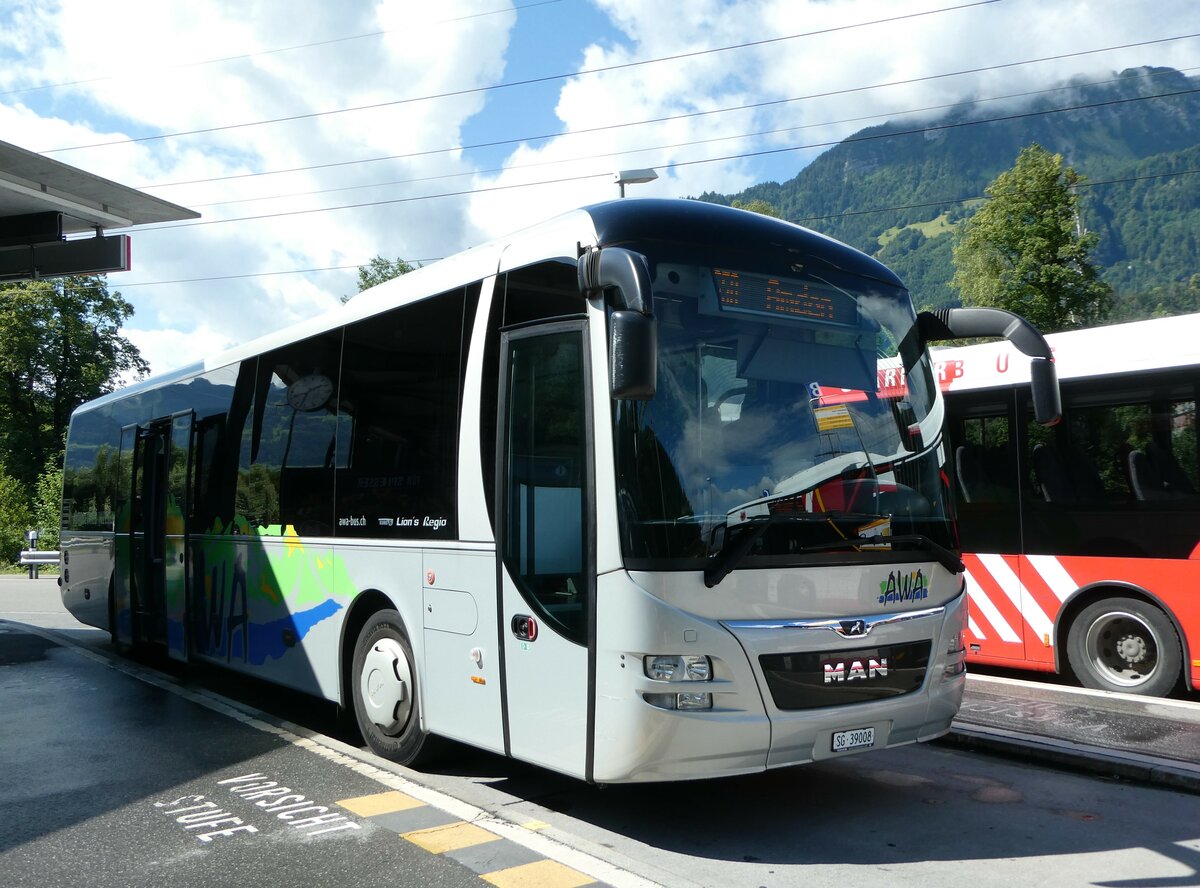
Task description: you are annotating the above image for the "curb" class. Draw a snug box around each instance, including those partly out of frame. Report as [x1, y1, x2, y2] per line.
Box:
[942, 722, 1200, 796]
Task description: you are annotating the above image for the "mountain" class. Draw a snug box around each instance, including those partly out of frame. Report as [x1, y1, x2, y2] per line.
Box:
[699, 67, 1200, 319]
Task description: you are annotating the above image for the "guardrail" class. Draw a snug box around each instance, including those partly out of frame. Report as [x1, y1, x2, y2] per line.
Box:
[18, 549, 58, 579]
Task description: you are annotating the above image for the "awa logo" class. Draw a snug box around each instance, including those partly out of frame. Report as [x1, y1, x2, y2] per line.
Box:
[878, 569, 928, 605]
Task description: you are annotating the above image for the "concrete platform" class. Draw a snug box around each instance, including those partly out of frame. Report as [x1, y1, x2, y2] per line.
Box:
[947, 673, 1200, 794]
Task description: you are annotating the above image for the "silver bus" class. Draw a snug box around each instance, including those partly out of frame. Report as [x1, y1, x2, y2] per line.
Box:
[60, 199, 1058, 781]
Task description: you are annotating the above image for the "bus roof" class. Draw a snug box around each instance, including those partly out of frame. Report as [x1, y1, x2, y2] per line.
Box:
[934, 312, 1200, 392]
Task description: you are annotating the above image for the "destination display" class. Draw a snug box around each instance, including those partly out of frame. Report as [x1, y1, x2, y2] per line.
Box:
[712, 268, 858, 326]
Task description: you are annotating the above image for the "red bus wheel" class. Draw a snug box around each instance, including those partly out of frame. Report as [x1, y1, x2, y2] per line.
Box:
[1066, 597, 1182, 697]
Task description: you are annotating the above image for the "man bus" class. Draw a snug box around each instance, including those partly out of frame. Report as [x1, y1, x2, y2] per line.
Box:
[59, 199, 1058, 781]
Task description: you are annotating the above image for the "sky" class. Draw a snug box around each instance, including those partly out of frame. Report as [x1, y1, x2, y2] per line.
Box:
[1, 0, 1196, 376]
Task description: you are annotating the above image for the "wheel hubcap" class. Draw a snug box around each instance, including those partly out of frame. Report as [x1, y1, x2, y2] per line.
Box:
[360, 637, 412, 734]
[1085, 611, 1159, 688]
[1115, 634, 1147, 665]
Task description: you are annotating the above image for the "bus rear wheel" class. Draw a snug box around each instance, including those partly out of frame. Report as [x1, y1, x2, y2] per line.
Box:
[1066, 597, 1182, 697]
[351, 610, 441, 766]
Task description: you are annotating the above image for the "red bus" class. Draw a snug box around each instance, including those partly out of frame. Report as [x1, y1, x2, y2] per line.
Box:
[937, 313, 1200, 697]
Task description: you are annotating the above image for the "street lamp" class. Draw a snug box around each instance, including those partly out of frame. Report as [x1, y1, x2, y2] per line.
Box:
[614, 168, 658, 197]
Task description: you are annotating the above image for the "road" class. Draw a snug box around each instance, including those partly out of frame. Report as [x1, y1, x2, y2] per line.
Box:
[3, 575, 1199, 888]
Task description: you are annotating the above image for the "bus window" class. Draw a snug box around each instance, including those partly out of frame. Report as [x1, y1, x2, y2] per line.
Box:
[481, 262, 584, 529]
[1127, 400, 1198, 501]
[1020, 387, 1199, 559]
[501, 327, 589, 645]
[951, 403, 1020, 552]
[236, 331, 343, 535]
[336, 289, 468, 539]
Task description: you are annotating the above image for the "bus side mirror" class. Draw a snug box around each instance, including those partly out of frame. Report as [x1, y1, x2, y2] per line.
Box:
[578, 246, 657, 400]
[1029, 357, 1062, 426]
[918, 306, 1061, 426]
[609, 310, 657, 400]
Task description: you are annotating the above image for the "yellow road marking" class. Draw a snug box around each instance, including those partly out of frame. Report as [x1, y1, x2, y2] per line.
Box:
[481, 859, 596, 888]
[337, 790, 426, 817]
[403, 821, 501, 854]
[521, 820, 551, 831]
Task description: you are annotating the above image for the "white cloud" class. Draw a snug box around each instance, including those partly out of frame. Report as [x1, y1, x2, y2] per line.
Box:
[473, 0, 1194, 236]
[3, 0, 515, 371]
[2, 0, 1195, 374]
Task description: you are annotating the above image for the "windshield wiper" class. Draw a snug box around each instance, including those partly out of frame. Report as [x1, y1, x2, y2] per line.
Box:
[703, 512, 874, 588]
[703, 519, 963, 588]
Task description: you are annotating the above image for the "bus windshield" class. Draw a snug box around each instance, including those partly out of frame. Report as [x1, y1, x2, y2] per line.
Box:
[614, 249, 952, 571]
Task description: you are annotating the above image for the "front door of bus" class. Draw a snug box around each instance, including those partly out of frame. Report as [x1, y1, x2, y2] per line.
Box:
[127, 412, 193, 660]
[498, 323, 594, 780]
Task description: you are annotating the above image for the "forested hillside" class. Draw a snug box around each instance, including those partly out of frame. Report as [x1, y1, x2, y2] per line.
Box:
[701, 67, 1200, 319]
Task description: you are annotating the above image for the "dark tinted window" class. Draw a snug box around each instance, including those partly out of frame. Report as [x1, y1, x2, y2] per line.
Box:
[65, 365, 240, 533]
[192, 362, 253, 534]
[236, 332, 343, 535]
[948, 397, 1021, 552]
[949, 374, 1200, 560]
[336, 289, 471, 539]
[63, 406, 122, 532]
[1021, 378, 1199, 558]
[502, 328, 589, 644]
[481, 261, 583, 527]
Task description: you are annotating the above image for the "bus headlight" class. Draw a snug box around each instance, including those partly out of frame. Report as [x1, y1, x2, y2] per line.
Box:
[643, 655, 714, 710]
[643, 691, 714, 711]
[643, 654, 711, 682]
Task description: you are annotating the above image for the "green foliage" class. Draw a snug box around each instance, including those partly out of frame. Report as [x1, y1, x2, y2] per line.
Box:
[0, 275, 143, 558]
[731, 198, 781, 218]
[703, 67, 1200, 319]
[0, 463, 32, 563]
[1109, 276, 1200, 323]
[0, 275, 146, 486]
[32, 457, 63, 552]
[341, 256, 416, 303]
[357, 256, 415, 292]
[62, 444, 121, 530]
[235, 464, 280, 528]
[951, 144, 1113, 332]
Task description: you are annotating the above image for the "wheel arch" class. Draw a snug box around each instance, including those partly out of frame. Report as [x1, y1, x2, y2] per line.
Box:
[338, 588, 403, 709]
[1054, 580, 1192, 691]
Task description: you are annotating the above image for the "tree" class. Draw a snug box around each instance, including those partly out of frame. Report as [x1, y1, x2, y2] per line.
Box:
[356, 256, 415, 292]
[0, 462, 32, 563]
[0, 275, 147, 486]
[32, 456, 64, 551]
[951, 144, 1112, 333]
[732, 198, 781, 218]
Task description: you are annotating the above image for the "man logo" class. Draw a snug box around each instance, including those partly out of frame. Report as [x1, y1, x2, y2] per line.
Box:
[838, 619, 867, 637]
[823, 657, 889, 683]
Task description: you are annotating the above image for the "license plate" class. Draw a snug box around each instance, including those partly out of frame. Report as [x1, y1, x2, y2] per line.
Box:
[831, 726, 875, 752]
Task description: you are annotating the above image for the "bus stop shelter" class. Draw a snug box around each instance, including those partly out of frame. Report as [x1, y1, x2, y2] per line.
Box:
[0, 138, 197, 282]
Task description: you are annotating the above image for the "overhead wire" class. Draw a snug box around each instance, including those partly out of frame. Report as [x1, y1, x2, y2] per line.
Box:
[41, 0, 1005, 154]
[99, 89, 1200, 291]
[180, 66, 1200, 211]
[17, 3, 1196, 293]
[114, 86, 1200, 233]
[0, 0, 565, 98]
[76, 163, 1200, 291]
[133, 32, 1200, 192]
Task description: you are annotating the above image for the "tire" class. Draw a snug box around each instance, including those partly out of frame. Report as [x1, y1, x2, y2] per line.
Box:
[350, 609, 441, 766]
[1066, 596, 1182, 697]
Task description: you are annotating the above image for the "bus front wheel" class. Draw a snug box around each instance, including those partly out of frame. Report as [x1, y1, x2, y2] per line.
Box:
[1065, 597, 1182, 697]
[351, 610, 440, 766]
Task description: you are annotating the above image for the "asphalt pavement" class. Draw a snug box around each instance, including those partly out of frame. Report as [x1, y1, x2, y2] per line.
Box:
[4, 573, 1199, 802]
